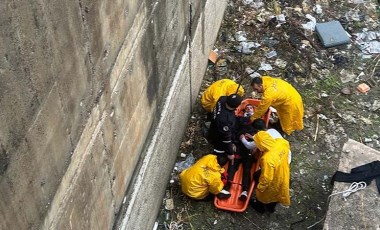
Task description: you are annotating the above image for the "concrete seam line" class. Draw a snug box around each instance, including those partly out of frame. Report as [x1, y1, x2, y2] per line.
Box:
[119, 45, 190, 230]
[42, 108, 106, 228]
[26, 82, 58, 134]
[110, 1, 160, 98]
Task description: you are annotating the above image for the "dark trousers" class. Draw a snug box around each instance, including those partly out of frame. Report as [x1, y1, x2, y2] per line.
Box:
[331, 160, 380, 193]
[224, 155, 254, 191]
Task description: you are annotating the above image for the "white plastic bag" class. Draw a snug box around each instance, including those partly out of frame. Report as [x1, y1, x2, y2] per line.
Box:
[175, 153, 195, 172]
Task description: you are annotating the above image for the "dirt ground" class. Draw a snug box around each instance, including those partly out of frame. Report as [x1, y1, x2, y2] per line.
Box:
[156, 0, 380, 229]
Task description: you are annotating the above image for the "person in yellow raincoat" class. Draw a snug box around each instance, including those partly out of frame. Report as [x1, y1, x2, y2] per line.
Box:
[201, 79, 245, 113]
[251, 131, 290, 213]
[250, 76, 304, 135]
[180, 154, 229, 200]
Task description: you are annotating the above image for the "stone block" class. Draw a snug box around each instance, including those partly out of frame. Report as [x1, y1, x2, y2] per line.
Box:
[324, 139, 380, 230]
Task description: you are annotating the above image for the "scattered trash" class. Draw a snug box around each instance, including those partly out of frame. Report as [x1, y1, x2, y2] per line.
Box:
[351, 0, 365, 3]
[302, 14, 317, 36]
[243, 0, 253, 4]
[315, 21, 350, 48]
[246, 67, 261, 78]
[360, 116, 373, 125]
[175, 153, 195, 172]
[318, 114, 328, 120]
[262, 37, 280, 47]
[235, 31, 247, 42]
[293, 63, 306, 74]
[320, 92, 329, 98]
[245, 67, 254, 75]
[216, 59, 228, 76]
[300, 40, 312, 48]
[372, 100, 380, 111]
[250, 72, 261, 78]
[165, 211, 170, 221]
[243, 0, 264, 9]
[258, 63, 273, 71]
[274, 58, 287, 69]
[153, 222, 159, 230]
[165, 198, 174, 210]
[313, 4, 323, 15]
[236, 41, 260, 54]
[345, 9, 365, 22]
[208, 50, 218, 63]
[355, 30, 380, 54]
[266, 50, 277, 58]
[273, 1, 281, 15]
[252, 0, 264, 9]
[339, 69, 356, 83]
[180, 153, 187, 158]
[276, 14, 286, 25]
[356, 83, 370, 93]
[363, 138, 372, 143]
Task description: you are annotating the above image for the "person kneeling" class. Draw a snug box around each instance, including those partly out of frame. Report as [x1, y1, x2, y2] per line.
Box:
[180, 154, 229, 200]
[250, 131, 291, 213]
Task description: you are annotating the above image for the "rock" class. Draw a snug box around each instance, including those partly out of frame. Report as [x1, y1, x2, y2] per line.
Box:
[372, 100, 380, 111]
[341, 87, 352, 95]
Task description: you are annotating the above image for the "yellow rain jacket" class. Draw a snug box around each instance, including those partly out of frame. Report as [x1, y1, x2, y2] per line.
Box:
[201, 79, 245, 112]
[250, 76, 304, 135]
[253, 131, 290, 205]
[179, 154, 225, 200]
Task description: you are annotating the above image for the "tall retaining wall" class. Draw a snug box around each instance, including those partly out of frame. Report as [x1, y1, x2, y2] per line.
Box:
[0, 0, 227, 229]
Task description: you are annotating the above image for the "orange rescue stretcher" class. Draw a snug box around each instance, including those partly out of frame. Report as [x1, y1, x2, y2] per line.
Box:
[214, 98, 271, 212]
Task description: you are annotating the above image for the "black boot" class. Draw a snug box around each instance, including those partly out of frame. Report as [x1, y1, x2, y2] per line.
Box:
[266, 202, 277, 213]
[251, 199, 265, 214]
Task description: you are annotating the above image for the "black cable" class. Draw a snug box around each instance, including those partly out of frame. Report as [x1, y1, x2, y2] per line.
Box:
[188, 2, 193, 113]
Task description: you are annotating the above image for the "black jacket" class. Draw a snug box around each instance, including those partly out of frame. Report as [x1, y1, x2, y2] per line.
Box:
[208, 96, 237, 155]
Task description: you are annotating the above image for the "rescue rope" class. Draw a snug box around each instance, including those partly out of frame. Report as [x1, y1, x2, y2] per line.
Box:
[235, 47, 244, 94]
[235, 47, 260, 95]
[307, 181, 367, 229]
[188, 1, 193, 113]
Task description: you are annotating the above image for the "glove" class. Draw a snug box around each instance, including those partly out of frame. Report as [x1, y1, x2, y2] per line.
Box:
[221, 171, 228, 186]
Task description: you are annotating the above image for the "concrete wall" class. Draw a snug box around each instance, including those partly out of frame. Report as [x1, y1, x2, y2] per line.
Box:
[0, 0, 226, 229]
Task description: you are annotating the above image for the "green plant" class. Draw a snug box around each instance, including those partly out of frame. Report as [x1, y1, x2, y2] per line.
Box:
[317, 75, 341, 92]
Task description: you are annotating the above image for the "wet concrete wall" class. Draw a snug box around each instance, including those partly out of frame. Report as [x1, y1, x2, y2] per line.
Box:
[0, 0, 226, 229]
